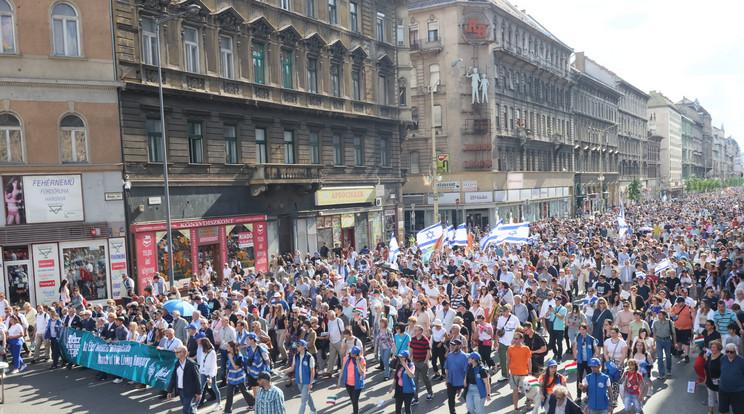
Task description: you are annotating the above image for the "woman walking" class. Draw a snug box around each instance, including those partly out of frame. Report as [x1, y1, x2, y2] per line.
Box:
[223, 341, 255, 414]
[7, 315, 27, 373]
[389, 350, 416, 414]
[338, 346, 366, 414]
[197, 337, 221, 409]
[704, 340, 723, 414]
[464, 352, 490, 414]
[376, 318, 395, 380]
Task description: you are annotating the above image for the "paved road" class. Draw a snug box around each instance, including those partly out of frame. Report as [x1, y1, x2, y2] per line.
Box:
[1, 352, 706, 414]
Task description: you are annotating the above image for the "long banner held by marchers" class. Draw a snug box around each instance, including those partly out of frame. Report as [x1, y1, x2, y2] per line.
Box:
[59, 328, 176, 389]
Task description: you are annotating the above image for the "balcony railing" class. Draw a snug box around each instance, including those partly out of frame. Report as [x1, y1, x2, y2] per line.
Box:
[252, 163, 322, 184]
[410, 38, 443, 53]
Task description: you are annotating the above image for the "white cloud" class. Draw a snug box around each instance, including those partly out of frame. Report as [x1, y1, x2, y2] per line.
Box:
[517, 0, 744, 147]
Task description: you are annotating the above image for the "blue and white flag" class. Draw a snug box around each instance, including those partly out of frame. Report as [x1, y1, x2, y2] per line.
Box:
[617, 200, 629, 239]
[388, 233, 400, 267]
[452, 223, 468, 247]
[479, 219, 504, 251]
[443, 225, 455, 247]
[417, 223, 444, 262]
[655, 258, 672, 274]
[492, 222, 531, 245]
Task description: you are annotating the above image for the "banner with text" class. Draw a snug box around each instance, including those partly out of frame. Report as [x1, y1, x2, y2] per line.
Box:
[59, 328, 176, 389]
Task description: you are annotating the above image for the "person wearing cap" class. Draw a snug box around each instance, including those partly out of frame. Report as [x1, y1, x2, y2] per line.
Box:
[464, 352, 490, 414]
[223, 340, 255, 413]
[284, 339, 317, 414]
[256, 371, 286, 414]
[431, 319, 447, 381]
[167, 345, 202, 414]
[338, 345, 366, 414]
[538, 359, 567, 409]
[246, 331, 273, 397]
[580, 358, 612, 414]
[188, 329, 204, 359]
[443, 338, 468, 414]
[388, 350, 416, 414]
[573, 322, 599, 400]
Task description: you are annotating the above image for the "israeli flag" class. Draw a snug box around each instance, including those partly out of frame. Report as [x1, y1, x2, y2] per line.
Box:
[479, 219, 504, 251]
[416, 223, 444, 252]
[617, 200, 629, 238]
[444, 225, 455, 247]
[452, 223, 468, 247]
[492, 222, 531, 245]
[655, 258, 672, 274]
[388, 233, 400, 267]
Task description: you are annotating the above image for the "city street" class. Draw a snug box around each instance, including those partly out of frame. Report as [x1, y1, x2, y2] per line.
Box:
[2, 355, 704, 414]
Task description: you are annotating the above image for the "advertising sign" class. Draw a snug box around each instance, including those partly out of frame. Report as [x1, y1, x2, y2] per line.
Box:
[462, 180, 478, 192]
[22, 175, 84, 223]
[436, 154, 449, 174]
[436, 181, 460, 192]
[465, 191, 494, 204]
[253, 221, 269, 273]
[2, 176, 26, 225]
[108, 238, 128, 300]
[238, 232, 254, 248]
[315, 186, 376, 206]
[427, 193, 460, 205]
[32, 243, 61, 305]
[135, 232, 158, 294]
[461, 13, 491, 43]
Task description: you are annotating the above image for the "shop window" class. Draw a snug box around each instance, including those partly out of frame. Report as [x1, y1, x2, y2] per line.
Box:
[157, 229, 193, 283]
[60, 241, 109, 302]
[227, 224, 256, 268]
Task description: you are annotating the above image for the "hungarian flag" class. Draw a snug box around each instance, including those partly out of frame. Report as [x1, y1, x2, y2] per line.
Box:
[693, 335, 704, 348]
[527, 377, 540, 388]
[561, 360, 577, 373]
[326, 395, 338, 405]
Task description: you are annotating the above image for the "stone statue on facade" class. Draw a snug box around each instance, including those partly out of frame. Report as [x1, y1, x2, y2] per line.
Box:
[466, 67, 480, 104]
[479, 73, 489, 103]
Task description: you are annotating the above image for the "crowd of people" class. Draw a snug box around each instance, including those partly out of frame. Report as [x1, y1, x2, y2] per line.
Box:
[2, 188, 744, 414]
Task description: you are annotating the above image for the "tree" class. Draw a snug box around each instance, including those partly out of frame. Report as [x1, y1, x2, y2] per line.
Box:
[628, 178, 642, 202]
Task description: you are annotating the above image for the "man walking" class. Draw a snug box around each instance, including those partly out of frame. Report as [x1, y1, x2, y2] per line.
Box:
[443, 338, 468, 414]
[507, 332, 531, 413]
[256, 371, 286, 414]
[284, 340, 317, 414]
[167, 346, 202, 414]
[572, 323, 599, 400]
[409, 325, 434, 404]
[581, 358, 612, 414]
[651, 311, 675, 379]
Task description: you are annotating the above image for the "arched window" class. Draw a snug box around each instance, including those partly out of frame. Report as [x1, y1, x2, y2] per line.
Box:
[0, 0, 16, 54]
[60, 114, 87, 163]
[0, 113, 23, 162]
[52, 3, 80, 57]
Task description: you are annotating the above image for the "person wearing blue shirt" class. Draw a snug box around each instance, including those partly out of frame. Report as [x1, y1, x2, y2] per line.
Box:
[580, 358, 612, 414]
[443, 338, 469, 414]
[719, 343, 744, 414]
[283, 340, 316, 414]
[548, 298, 568, 362]
[572, 323, 598, 401]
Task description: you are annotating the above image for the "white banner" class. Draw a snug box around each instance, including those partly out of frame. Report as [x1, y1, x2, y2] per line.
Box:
[462, 180, 478, 192]
[436, 181, 460, 192]
[465, 191, 494, 204]
[427, 192, 459, 205]
[108, 238, 127, 300]
[23, 175, 84, 223]
[32, 243, 61, 305]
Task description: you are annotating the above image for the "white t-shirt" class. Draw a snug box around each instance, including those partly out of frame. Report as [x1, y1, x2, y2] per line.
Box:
[8, 323, 24, 338]
[603, 337, 627, 363]
[496, 313, 520, 346]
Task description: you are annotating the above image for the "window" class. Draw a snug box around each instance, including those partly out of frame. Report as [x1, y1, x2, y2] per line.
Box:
[376, 12, 385, 42]
[183, 27, 199, 73]
[433, 104, 442, 127]
[187, 120, 203, 163]
[280, 0, 290, 11]
[396, 24, 404, 46]
[330, 62, 341, 97]
[307, 57, 318, 93]
[352, 67, 362, 100]
[255, 128, 267, 164]
[306, 0, 315, 17]
[0, 113, 22, 162]
[145, 118, 163, 163]
[283, 130, 295, 164]
[328, 0, 337, 24]
[353, 136, 364, 166]
[281, 49, 293, 89]
[141, 17, 158, 65]
[60, 114, 87, 163]
[309, 132, 320, 164]
[252, 43, 265, 84]
[429, 64, 440, 87]
[0, 0, 16, 54]
[409, 28, 418, 48]
[427, 21, 439, 42]
[398, 80, 406, 106]
[219, 36, 234, 79]
[379, 135, 390, 166]
[224, 125, 238, 164]
[349, 2, 358, 32]
[332, 135, 343, 165]
[409, 151, 419, 174]
[52, 3, 80, 57]
[378, 72, 389, 105]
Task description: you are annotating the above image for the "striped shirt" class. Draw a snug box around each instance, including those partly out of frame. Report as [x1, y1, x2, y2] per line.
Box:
[409, 335, 430, 362]
[255, 385, 286, 414]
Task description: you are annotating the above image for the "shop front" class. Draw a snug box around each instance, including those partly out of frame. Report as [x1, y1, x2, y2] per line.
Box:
[130, 215, 269, 293]
[0, 173, 128, 306]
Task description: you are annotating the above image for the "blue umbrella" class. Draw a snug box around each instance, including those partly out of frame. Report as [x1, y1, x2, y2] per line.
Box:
[162, 299, 196, 317]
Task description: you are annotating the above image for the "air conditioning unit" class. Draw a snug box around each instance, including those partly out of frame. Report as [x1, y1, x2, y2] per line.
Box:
[375, 197, 383, 207]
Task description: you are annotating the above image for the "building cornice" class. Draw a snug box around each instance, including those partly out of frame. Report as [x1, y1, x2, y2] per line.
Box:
[0, 77, 123, 90]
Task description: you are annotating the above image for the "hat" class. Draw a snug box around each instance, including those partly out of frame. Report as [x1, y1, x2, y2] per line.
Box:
[295, 339, 308, 348]
[257, 372, 271, 381]
[675, 297, 685, 304]
[187, 324, 198, 331]
[350, 346, 362, 356]
[116, 316, 126, 322]
[246, 332, 258, 341]
[433, 319, 443, 327]
[273, 292, 281, 298]
[193, 332, 206, 340]
[588, 358, 601, 368]
[468, 352, 481, 361]
[450, 338, 463, 346]
[397, 350, 410, 359]
[546, 359, 558, 368]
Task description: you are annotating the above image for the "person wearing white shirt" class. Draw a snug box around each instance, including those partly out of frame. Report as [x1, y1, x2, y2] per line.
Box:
[32, 305, 50, 363]
[197, 338, 221, 408]
[326, 310, 345, 376]
[435, 301, 457, 331]
[495, 305, 520, 380]
[158, 328, 184, 352]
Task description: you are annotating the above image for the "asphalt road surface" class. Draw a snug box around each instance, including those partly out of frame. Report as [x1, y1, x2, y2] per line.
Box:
[0, 353, 707, 414]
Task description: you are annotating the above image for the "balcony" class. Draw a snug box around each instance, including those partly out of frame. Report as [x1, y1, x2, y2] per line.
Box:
[463, 143, 492, 152]
[410, 38, 443, 54]
[252, 163, 322, 185]
[463, 159, 493, 170]
[461, 119, 491, 135]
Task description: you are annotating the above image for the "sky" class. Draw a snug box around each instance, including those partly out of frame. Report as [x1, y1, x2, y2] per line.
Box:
[517, 0, 744, 148]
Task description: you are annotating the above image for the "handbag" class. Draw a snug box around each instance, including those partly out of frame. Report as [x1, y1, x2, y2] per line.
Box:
[497, 315, 513, 337]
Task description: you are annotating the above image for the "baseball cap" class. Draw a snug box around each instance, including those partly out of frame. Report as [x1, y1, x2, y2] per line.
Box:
[588, 358, 601, 367]
[468, 352, 481, 361]
[296, 339, 308, 348]
[193, 332, 206, 340]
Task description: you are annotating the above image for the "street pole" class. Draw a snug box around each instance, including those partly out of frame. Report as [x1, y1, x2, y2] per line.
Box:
[431, 81, 439, 224]
[150, 4, 200, 288]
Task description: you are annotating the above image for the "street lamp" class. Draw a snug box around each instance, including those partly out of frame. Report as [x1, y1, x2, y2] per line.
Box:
[430, 79, 440, 224]
[149, 3, 201, 287]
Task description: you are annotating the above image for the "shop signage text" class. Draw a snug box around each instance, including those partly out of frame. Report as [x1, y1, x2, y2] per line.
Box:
[465, 191, 494, 204]
[32, 243, 61, 305]
[131, 215, 267, 233]
[315, 187, 376, 206]
[436, 181, 460, 192]
[2, 174, 85, 224]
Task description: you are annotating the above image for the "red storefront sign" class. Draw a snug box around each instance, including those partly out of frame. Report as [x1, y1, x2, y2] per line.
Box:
[135, 232, 158, 294]
[254, 221, 268, 273]
[130, 215, 267, 233]
[39, 280, 56, 288]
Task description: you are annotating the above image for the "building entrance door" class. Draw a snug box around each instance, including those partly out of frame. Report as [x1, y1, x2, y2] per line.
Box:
[5, 261, 31, 306]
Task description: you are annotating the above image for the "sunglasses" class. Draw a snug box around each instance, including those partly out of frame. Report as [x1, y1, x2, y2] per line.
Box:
[726, 351, 736, 354]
